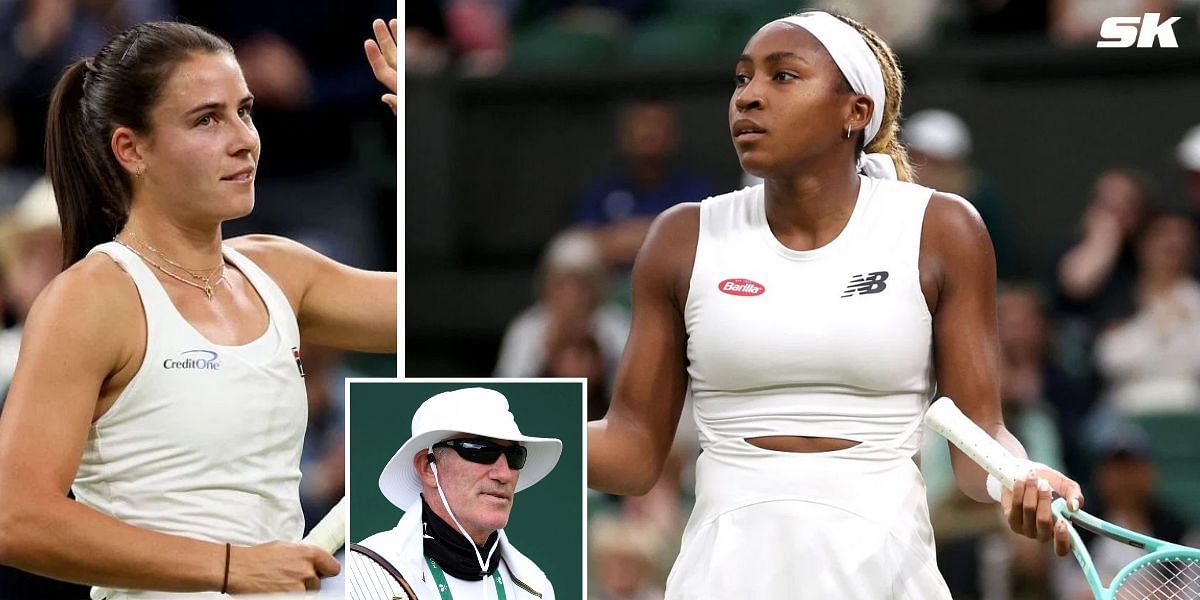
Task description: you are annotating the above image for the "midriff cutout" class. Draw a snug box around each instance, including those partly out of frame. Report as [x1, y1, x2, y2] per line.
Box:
[746, 435, 861, 453]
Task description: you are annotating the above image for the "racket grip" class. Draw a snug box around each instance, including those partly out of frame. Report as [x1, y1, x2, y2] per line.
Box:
[925, 397, 1037, 488]
[302, 496, 347, 554]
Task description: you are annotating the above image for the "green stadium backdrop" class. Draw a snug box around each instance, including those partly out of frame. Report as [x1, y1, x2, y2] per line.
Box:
[347, 379, 584, 598]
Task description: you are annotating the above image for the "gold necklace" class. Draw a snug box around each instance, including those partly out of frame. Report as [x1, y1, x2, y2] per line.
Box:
[113, 236, 226, 300]
[125, 230, 224, 281]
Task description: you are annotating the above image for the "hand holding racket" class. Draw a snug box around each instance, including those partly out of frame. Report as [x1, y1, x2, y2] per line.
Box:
[222, 499, 346, 594]
[927, 396, 1200, 600]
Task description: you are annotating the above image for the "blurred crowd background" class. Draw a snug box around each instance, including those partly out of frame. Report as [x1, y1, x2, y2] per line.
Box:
[405, 1, 1200, 599]
[0, 0, 397, 595]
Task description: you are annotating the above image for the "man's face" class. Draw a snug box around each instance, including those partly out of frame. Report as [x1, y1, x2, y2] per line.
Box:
[417, 435, 521, 544]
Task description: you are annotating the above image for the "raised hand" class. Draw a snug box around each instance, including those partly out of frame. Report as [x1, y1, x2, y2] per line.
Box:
[365, 18, 398, 114]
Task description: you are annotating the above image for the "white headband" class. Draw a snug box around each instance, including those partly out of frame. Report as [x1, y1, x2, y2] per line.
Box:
[766, 12, 897, 180]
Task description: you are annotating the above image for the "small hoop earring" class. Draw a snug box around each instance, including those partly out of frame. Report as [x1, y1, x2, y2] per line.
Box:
[845, 124, 852, 140]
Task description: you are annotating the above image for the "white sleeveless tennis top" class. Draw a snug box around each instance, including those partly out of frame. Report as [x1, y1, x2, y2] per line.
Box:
[74, 242, 308, 599]
[684, 176, 936, 456]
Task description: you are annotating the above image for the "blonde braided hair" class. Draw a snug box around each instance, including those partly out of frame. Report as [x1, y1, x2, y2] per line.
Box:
[828, 13, 914, 183]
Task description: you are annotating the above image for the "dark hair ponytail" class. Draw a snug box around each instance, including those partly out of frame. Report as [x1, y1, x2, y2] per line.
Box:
[46, 60, 128, 268]
[44, 22, 234, 268]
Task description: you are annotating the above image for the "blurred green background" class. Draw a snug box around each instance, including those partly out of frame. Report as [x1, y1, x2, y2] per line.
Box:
[348, 379, 584, 598]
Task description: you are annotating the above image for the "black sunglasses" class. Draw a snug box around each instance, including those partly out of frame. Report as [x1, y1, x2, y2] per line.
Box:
[431, 438, 528, 470]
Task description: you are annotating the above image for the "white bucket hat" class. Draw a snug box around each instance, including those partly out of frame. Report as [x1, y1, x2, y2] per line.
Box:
[378, 387, 563, 509]
[1177, 124, 1200, 171]
[904, 109, 972, 161]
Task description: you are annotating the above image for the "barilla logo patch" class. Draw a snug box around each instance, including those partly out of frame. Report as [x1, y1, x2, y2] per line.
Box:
[163, 349, 221, 371]
[718, 278, 765, 296]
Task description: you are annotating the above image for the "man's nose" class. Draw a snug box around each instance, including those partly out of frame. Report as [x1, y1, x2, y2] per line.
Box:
[490, 455, 516, 482]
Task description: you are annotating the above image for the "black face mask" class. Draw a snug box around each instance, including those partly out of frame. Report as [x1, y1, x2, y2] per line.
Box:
[421, 494, 501, 580]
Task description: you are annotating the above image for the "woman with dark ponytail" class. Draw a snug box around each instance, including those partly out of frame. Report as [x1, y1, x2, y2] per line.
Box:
[0, 19, 398, 598]
[587, 11, 1085, 599]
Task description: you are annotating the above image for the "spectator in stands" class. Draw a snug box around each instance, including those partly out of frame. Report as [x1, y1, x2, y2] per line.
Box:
[1054, 425, 1193, 600]
[542, 0, 656, 32]
[999, 283, 1095, 481]
[405, 0, 513, 76]
[0, 177, 88, 598]
[904, 109, 1017, 277]
[496, 228, 629, 387]
[0, 103, 38, 216]
[406, 0, 452, 75]
[1177, 124, 1200, 277]
[810, 0, 944, 49]
[0, 0, 173, 167]
[576, 101, 711, 269]
[542, 328, 612, 420]
[1182, 124, 1200, 205]
[1095, 212, 1200, 415]
[589, 515, 666, 600]
[1055, 169, 1155, 324]
[0, 178, 60, 398]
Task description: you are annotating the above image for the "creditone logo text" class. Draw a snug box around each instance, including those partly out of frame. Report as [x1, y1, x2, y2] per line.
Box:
[163, 349, 221, 371]
[718, 278, 765, 296]
[1097, 13, 1180, 48]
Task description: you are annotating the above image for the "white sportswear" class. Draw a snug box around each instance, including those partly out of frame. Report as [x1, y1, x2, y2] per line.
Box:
[74, 242, 308, 600]
[668, 177, 952, 599]
[685, 175, 935, 456]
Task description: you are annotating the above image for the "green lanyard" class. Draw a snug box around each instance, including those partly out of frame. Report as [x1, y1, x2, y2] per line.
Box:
[426, 556, 507, 600]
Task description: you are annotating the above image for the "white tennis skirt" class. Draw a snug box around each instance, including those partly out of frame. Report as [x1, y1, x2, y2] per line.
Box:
[665, 437, 952, 599]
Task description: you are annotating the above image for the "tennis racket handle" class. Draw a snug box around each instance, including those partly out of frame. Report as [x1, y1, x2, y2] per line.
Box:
[925, 397, 1037, 489]
[301, 496, 346, 554]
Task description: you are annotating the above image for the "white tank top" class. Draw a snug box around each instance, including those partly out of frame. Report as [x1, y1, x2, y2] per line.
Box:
[684, 176, 935, 456]
[74, 242, 308, 599]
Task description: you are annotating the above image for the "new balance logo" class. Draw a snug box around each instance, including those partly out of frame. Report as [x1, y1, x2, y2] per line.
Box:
[841, 271, 888, 297]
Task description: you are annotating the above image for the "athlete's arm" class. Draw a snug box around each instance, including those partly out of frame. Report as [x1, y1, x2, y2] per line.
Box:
[0, 259, 339, 592]
[922, 192, 1081, 554]
[228, 235, 397, 353]
[587, 204, 697, 495]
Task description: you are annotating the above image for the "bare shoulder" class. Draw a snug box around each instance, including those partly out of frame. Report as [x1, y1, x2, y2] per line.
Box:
[22, 254, 141, 365]
[226, 234, 319, 267]
[924, 192, 990, 246]
[46, 254, 141, 318]
[635, 202, 701, 308]
[650, 202, 702, 235]
[920, 191, 996, 299]
[226, 234, 325, 297]
[639, 202, 700, 264]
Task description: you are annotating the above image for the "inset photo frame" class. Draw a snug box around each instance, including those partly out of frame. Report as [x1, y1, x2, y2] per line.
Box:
[346, 378, 584, 599]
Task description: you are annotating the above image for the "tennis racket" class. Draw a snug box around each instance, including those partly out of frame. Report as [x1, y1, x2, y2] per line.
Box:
[347, 543, 417, 600]
[302, 496, 347, 554]
[926, 396, 1200, 600]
